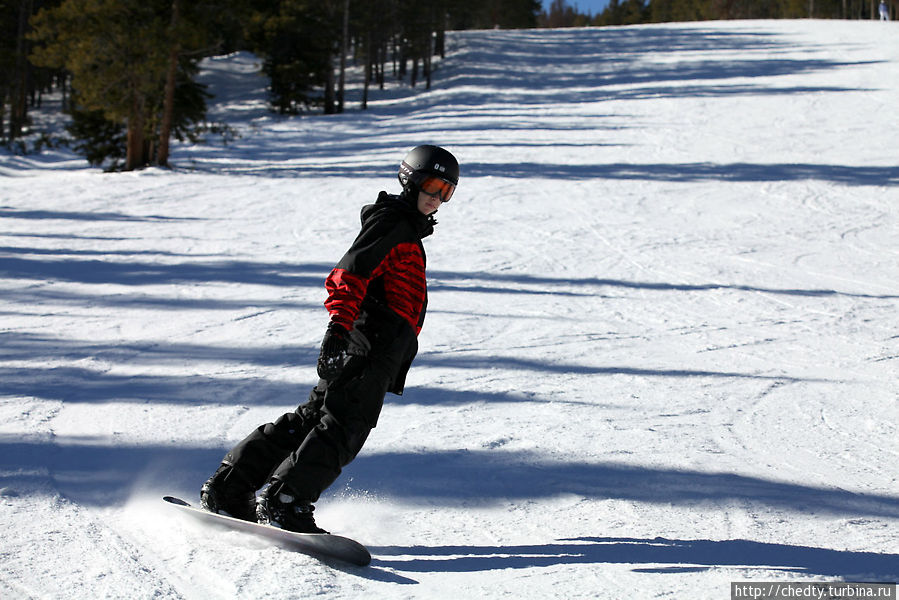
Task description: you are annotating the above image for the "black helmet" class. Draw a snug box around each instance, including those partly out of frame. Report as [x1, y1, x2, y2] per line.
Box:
[398, 145, 459, 188]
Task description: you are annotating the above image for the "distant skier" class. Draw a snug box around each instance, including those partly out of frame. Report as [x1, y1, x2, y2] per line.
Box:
[200, 145, 459, 533]
[880, 0, 889, 20]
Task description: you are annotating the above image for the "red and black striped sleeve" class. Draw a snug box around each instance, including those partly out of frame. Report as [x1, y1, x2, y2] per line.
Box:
[323, 268, 369, 331]
[323, 216, 427, 335]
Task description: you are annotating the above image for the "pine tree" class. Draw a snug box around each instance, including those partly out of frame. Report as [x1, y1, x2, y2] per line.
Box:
[2, 0, 62, 144]
[243, 0, 340, 115]
[29, 0, 210, 169]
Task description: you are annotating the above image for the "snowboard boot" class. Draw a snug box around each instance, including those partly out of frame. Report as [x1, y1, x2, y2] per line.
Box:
[256, 480, 329, 534]
[200, 464, 256, 521]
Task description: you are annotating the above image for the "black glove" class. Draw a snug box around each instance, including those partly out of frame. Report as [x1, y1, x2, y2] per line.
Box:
[317, 322, 349, 380]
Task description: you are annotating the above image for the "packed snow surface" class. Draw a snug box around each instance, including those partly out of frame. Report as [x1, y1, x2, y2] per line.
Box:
[2, 19, 897, 599]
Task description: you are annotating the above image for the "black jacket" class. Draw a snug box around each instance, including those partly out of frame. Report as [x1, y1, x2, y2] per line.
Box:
[323, 191, 434, 393]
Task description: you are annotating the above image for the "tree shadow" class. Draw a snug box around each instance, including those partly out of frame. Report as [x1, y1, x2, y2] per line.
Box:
[369, 537, 898, 580]
[0, 332, 319, 370]
[422, 26, 877, 108]
[0, 245, 223, 258]
[0, 436, 224, 506]
[0, 286, 318, 312]
[411, 354, 831, 382]
[0, 208, 203, 222]
[0, 256, 332, 287]
[429, 269, 898, 300]
[459, 161, 899, 186]
[0, 365, 312, 405]
[169, 25, 884, 181]
[5, 438, 898, 523]
[4, 435, 896, 582]
[343, 449, 899, 520]
[0, 328, 828, 411]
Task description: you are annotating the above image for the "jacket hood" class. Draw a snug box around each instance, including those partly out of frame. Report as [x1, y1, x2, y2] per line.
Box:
[360, 191, 435, 239]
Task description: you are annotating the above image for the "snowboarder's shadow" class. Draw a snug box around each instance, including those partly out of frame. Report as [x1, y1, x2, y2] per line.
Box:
[367, 537, 898, 580]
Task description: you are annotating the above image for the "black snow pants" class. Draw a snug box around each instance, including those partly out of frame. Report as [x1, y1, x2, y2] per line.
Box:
[219, 306, 416, 504]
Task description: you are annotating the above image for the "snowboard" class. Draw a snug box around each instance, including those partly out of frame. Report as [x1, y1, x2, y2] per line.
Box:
[162, 496, 371, 566]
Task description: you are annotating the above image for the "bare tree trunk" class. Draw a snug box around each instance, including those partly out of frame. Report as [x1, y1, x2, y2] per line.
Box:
[126, 105, 146, 170]
[392, 35, 398, 79]
[10, 0, 34, 139]
[362, 32, 371, 110]
[378, 41, 385, 89]
[337, 0, 349, 113]
[425, 33, 432, 90]
[324, 54, 335, 114]
[157, 0, 181, 167]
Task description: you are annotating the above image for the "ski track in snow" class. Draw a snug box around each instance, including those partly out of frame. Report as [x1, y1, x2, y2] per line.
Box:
[2, 19, 898, 599]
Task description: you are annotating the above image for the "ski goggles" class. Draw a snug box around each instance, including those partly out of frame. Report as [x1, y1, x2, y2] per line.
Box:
[417, 175, 456, 203]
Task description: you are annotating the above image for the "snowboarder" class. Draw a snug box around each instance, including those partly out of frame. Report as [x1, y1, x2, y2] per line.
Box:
[200, 145, 459, 534]
[880, 0, 889, 20]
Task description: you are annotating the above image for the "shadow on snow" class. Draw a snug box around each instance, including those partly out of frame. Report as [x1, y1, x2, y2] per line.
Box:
[3, 435, 897, 583]
[3, 437, 898, 520]
[369, 537, 898, 580]
[429, 269, 898, 300]
[0, 256, 332, 287]
[0, 331, 828, 410]
[169, 25, 891, 185]
[1, 251, 890, 300]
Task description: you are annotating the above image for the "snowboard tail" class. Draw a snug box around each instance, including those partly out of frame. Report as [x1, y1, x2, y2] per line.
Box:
[163, 496, 371, 566]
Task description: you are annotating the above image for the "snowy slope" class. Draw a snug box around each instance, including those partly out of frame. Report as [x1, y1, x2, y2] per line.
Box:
[1, 19, 897, 599]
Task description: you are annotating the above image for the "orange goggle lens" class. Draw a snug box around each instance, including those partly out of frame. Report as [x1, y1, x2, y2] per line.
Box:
[419, 176, 455, 202]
